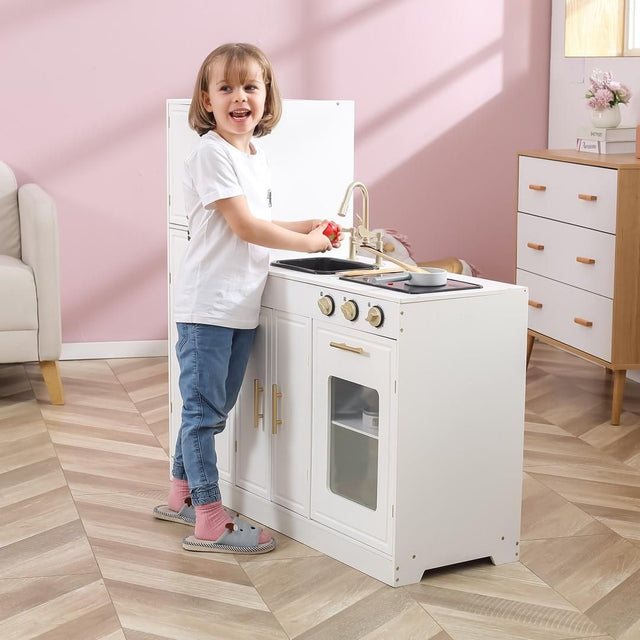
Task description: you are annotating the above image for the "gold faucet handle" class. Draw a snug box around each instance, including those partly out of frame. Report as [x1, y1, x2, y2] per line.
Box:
[357, 224, 375, 242]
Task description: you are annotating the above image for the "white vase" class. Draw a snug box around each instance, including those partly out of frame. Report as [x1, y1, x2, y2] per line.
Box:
[590, 104, 621, 128]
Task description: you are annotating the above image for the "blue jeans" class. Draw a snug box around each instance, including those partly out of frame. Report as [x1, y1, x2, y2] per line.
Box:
[171, 323, 256, 506]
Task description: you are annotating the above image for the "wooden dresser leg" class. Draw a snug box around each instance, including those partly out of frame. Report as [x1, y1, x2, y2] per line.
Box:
[526, 333, 535, 368]
[611, 369, 625, 425]
[40, 360, 65, 405]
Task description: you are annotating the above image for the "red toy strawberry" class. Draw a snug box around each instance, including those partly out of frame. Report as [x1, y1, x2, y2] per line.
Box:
[323, 221, 340, 246]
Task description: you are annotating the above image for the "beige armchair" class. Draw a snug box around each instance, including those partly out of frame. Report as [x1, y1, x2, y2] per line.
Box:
[0, 161, 64, 404]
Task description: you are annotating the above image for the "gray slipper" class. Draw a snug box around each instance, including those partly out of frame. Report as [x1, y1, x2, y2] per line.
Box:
[182, 516, 275, 554]
[153, 502, 195, 526]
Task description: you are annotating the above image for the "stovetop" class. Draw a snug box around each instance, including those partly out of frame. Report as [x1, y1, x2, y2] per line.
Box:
[339, 274, 483, 295]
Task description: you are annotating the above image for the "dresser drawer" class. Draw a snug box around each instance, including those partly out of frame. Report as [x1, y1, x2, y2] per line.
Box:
[517, 270, 612, 361]
[518, 156, 618, 233]
[516, 213, 615, 298]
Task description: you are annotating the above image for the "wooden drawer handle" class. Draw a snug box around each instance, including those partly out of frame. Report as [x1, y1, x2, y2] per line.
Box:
[578, 193, 597, 202]
[526, 242, 544, 251]
[528, 300, 543, 309]
[576, 256, 596, 265]
[574, 317, 593, 328]
[528, 184, 547, 191]
[329, 341, 365, 355]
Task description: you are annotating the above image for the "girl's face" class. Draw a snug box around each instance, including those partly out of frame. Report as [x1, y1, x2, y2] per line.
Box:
[203, 58, 267, 152]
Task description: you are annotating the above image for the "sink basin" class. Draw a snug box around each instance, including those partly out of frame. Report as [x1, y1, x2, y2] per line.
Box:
[271, 257, 376, 274]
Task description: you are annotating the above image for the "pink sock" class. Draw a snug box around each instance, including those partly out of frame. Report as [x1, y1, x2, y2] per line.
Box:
[167, 477, 190, 512]
[195, 501, 271, 544]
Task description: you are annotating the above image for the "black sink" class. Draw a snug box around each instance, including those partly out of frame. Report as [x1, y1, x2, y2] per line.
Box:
[271, 257, 376, 274]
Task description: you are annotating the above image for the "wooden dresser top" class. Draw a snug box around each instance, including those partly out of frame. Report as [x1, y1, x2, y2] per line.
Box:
[519, 149, 640, 170]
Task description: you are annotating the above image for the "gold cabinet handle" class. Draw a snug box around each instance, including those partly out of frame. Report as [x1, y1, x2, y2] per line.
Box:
[329, 341, 365, 355]
[271, 384, 282, 435]
[526, 242, 545, 251]
[578, 193, 597, 202]
[528, 300, 543, 309]
[574, 317, 593, 328]
[576, 256, 596, 265]
[528, 184, 547, 191]
[253, 378, 264, 428]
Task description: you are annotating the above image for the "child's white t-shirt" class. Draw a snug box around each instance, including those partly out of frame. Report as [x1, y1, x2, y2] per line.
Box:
[173, 131, 272, 329]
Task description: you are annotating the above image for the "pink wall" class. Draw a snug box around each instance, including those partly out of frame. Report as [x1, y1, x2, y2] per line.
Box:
[1, 0, 551, 343]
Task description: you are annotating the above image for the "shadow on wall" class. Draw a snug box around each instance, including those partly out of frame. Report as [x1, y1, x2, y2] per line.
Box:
[267, 0, 398, 98]
[265, 0, 549, 283]
[62, 243, 167, 341]
[13, 106, 162, 185]
[370, 72, 544, 284]
[0, 0, 102, 32]
[364, 2, 549, 283]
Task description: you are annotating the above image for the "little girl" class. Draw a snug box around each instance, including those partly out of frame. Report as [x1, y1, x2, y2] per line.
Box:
[154, 43, 339, 554]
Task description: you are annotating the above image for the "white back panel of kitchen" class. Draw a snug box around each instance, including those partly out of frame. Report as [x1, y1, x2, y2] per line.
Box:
[167, 99, 354, 260]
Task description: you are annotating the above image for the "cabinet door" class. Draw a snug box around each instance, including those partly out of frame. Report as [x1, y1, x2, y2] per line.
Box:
[271, 311, 312, 516]
[235, 308, 271, 499]
[311, 323, 396, 552]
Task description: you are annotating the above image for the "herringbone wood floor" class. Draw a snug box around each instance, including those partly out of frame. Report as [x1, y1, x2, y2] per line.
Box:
[2, 341, 640, 639]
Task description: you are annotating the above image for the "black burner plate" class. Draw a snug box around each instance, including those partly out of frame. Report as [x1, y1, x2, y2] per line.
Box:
[339, 275, 482, 294]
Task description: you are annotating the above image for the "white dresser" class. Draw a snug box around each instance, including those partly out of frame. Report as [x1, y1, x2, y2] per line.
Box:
[516, 149, 640, 424]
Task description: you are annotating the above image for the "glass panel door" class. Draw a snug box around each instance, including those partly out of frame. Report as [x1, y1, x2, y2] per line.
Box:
[311, 322, 396, 552]
[329, 377, 379, 510]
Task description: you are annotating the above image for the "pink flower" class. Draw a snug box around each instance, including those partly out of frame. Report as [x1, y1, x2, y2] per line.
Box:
[585, 69, 632, 109]
[587, 88, 614, 110]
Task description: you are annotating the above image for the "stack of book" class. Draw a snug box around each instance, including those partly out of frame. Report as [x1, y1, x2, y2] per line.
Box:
[576, 126, 636, 154]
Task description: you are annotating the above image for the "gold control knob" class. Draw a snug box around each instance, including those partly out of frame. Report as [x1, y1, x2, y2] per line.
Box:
[340, 300, 359, 321]
[317, 295, 335, 316]
[366, 306, 384, 328]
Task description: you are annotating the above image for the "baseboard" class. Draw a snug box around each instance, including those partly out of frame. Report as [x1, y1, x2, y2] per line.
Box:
[628, 370, 640, 384]
[61, 340, 168, 360]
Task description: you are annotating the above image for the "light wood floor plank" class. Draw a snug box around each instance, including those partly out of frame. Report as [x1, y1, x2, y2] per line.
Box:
[106, 580, 289, 640]
[293, 587, 449, 640]
[521, 473, 611, 539]
[0, 576, 120, 640]
[242, 555, 384, 637]
[520, 532, 640, 610]
[0, 518, 99, 578]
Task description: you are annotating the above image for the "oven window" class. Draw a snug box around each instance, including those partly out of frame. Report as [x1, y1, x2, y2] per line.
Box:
[328, 376, 379, 510]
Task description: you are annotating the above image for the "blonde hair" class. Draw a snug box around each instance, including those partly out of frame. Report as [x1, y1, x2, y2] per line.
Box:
[188, 43, 282, 137]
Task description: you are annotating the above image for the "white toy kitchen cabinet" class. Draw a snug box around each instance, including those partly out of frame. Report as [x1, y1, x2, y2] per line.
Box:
[167, 99, 528, 587]
[231, 271, 527, 587]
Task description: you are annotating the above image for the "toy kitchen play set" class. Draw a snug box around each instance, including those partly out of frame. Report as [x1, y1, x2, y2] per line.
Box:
[167, 99, 528, 587]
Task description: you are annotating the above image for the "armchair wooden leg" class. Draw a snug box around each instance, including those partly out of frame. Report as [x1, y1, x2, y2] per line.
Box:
[39, 360, 65, 405]
[611, 369, 625, 426]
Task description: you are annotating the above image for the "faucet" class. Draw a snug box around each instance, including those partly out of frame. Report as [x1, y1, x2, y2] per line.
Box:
[337, 181, 383, 262]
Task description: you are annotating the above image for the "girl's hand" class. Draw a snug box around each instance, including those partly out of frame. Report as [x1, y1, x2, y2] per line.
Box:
[307, 221, 333, 253]
[315, 219, 343, 248]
